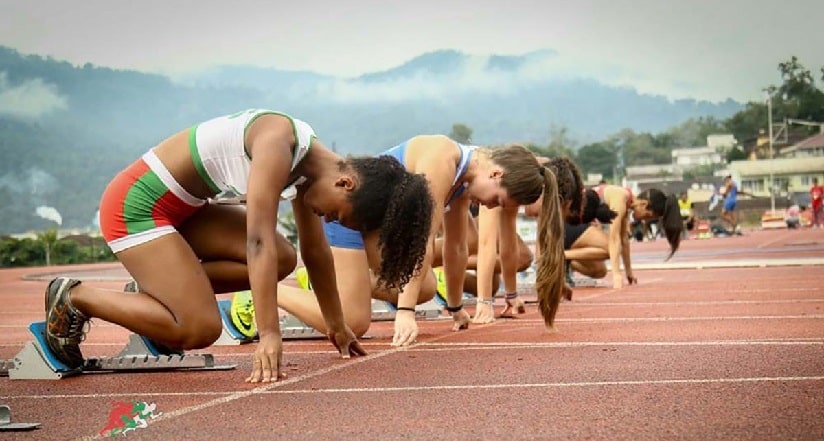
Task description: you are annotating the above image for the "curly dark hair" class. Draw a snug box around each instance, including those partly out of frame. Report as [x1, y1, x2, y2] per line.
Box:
[546, 157, 585, 224]
[347, 155, 433, 289]
[637, 188, 683, 261]
[581, 189, 617, 224]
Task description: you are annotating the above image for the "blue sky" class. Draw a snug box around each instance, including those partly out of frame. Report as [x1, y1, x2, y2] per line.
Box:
[1, 0, 823, 102]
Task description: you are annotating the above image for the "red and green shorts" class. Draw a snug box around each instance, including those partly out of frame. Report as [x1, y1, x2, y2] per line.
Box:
[100, 150, 207, 253]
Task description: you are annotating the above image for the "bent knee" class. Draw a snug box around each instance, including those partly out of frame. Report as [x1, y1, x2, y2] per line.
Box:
[174, 318, 223, 350]
[278, 246, 297, 280]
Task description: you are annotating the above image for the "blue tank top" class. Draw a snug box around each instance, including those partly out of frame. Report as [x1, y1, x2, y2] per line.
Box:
[381, 140, 475, 208]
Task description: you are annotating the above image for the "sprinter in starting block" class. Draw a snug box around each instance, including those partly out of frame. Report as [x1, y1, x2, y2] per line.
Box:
[1, 322, 234, 380]
[40, 109, 434, 383]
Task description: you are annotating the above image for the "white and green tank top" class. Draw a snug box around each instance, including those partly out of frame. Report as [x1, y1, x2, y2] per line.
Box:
[188, 109, 315, 197]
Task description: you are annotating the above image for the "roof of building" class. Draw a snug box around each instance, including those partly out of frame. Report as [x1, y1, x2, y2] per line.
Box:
[795, 131, 824, 149]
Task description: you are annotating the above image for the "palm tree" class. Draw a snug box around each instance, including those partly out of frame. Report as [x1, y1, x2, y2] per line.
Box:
[36, 229, 59, 266]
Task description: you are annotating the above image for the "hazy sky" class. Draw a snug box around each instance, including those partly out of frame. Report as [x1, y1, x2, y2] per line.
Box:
[1, 0, 823, 102]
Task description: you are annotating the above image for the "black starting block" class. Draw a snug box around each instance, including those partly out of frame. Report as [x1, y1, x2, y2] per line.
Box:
[0, 322, 236, 380]
[0, 405, 40, 432]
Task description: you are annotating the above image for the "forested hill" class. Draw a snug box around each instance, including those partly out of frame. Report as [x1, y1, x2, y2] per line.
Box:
[0, 46, 740, 234]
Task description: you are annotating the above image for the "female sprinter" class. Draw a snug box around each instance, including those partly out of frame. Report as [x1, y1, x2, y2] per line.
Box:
[473, 156, 583, 325]
[594, 183, 683, 288]
[277, 135, 565, 343]
[43, 109, 433, 383]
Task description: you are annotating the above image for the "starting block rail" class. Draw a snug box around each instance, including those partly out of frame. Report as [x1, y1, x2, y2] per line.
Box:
[370, 298, 445, 322]
[1, 322, 236, 380]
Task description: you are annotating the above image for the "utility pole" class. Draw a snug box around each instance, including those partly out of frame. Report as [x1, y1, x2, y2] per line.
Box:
[767, 92, 775, 215]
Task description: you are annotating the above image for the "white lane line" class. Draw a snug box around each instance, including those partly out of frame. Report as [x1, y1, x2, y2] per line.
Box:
[66, 326, 463, 441]
[502, 315, 824, 324]
[570, 299, 824, 306]
[8, 376, 823, 401]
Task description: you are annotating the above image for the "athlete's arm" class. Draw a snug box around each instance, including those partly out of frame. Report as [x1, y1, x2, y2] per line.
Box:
[475, 205, 501, 302]
[291, 182, 345, 336]
[441, 194, 470, 306]
[244, 122, 294, 382]
[498, 206, 521, 295]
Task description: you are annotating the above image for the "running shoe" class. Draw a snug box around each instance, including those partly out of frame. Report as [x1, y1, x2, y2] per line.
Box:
[295, 267, 312, 290]
[45, 277, 88, 369]
[432, 267, 448, 306]
[230, 290, 257, 339]
[123, 281, 183, 355]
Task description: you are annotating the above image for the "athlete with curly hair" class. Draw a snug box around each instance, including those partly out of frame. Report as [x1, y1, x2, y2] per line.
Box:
[278, 135, 564, 342]
[43, 109, 433, 383]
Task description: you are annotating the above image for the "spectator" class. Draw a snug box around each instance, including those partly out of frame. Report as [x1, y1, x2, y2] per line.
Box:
[678, 191, 696, 238]
[810, 178, 823, 229]
[785, 204, 801, 229]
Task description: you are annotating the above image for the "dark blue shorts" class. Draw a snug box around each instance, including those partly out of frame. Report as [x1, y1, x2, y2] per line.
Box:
[723, 200, 736, 212]
[322, 220, 365, 249]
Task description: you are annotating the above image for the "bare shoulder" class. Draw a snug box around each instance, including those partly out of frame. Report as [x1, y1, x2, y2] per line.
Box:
[245, 113, 296, 152]
[407, 135, 459, 171]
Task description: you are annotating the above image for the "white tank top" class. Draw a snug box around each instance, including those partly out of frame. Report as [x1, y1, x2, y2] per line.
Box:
[189, 109, 315, 197]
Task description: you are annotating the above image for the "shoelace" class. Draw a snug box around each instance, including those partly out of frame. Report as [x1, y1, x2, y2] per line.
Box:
[64, 314, 91, 344]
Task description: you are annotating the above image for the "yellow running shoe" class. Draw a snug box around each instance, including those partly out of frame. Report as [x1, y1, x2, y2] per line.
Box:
[433, 267, 448, 305]
[230, 290, 257, 339]
[295, 267, 312, 290]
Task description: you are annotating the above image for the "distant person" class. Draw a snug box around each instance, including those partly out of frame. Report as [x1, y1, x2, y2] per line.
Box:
[43, 109, 434, 383]
[720, 175, 749, 235]
[810, 177, 824, 229]
[784, 204, 802, 229]
[678, 191, 696, 239]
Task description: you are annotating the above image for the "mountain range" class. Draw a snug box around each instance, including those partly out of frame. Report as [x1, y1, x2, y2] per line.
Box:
[0, 46, 741, 234]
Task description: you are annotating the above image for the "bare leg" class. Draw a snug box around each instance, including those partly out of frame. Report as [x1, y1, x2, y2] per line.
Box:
[278, 247, 372, 337]
[70, 203, 294, 350]
[565, 226, 609, 280]
[70, 233, 223, 350]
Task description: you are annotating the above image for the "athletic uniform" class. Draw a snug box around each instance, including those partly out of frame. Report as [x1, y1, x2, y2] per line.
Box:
[595, 184, 634, 209]
[564, 222, 590, 249]
[99, 109, 316, 253]
[723, 182, 738, 212]
[323, 139, 476, 249]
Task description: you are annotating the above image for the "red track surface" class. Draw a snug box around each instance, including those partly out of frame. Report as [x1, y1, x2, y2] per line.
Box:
[1, 228, 823, 440]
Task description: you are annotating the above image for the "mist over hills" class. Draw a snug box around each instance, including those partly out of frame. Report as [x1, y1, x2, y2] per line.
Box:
[0, 46, 741, 234]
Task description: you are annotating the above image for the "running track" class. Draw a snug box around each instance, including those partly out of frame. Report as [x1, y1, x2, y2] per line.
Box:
[1, 228, 822, 440]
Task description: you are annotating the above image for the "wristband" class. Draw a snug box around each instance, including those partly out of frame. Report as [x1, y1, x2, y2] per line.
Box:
[477, 298, 495, 306]
[445, 304, 463, 313]
[505, 292, 519, 300]
[396, 306, 416, 312]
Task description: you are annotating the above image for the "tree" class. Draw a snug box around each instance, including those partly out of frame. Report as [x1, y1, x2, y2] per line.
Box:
[576, 141, 617, 180]
[777, 56, 824, 123]
[36, 229, 58, 266]
[448, 123, 473, 144]
[544, 125, 577, 158]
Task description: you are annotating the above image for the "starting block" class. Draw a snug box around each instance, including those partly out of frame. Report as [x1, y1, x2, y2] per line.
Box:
[571, 276, 599, 287]
[0, 405, 40, 432]
[2, 322, 235, 380]
[370, 298, 445, 322]
[213, 299, 325, 345]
